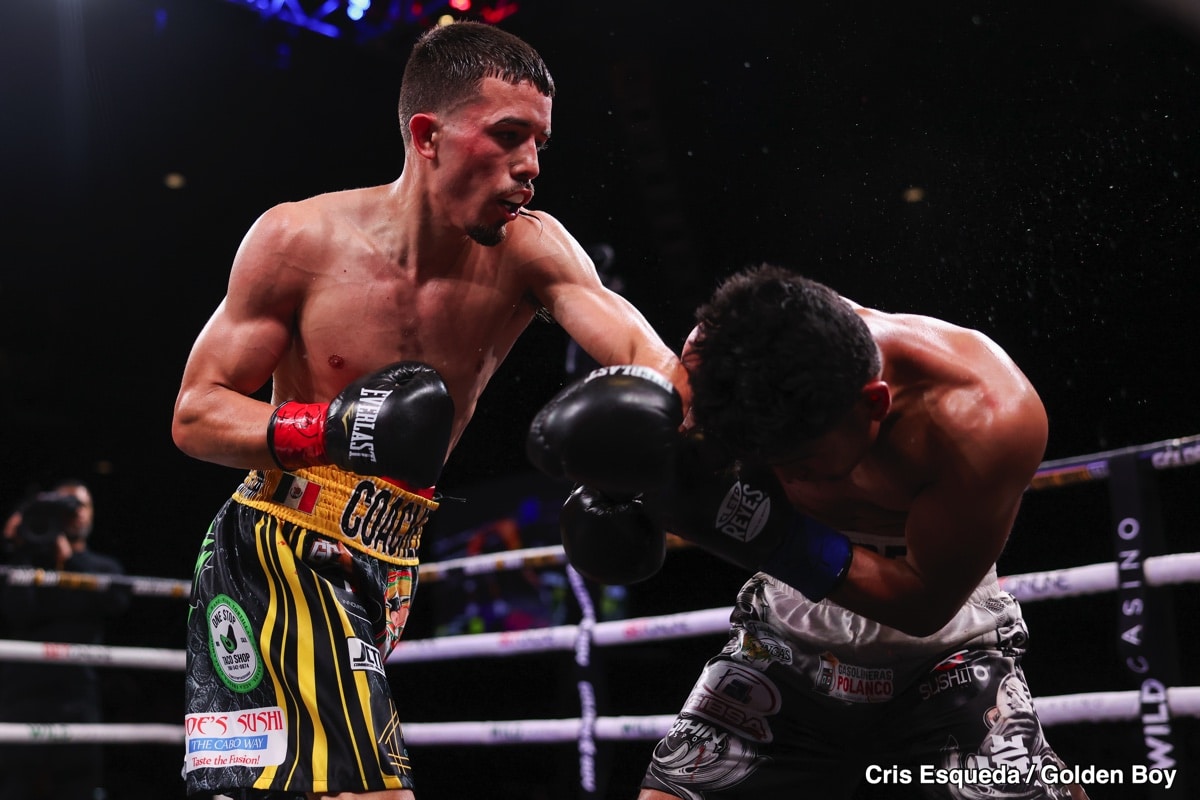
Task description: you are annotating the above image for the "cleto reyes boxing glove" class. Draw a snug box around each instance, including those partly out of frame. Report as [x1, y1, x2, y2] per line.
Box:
[643, 432, 854, 601]
[559, 485, 666, 585]
[556, 430, 853, 598]
[267, 361, 454, 488]
[526, 365, 683, 497]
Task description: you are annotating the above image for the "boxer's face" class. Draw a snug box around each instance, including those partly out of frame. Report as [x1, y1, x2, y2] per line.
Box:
[769, 382, 890, 484]
[769, 423, 872, 484]
[431, 77, 551, 246]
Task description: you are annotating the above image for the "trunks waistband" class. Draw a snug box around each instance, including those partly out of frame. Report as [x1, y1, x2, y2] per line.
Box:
[232, 466, 439, 566]
[844, 530, 907, 557]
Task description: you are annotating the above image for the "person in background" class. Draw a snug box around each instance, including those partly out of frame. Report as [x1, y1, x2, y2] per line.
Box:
[0, 479, 129, 800]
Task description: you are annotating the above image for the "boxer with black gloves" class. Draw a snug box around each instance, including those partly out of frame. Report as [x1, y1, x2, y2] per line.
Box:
[526, 364, 685, 495]
[533, 265, 1088, 800]
[268, 360, 454, 488]
[171, 21, 692, 799]
[529, 369, 853, 598]
[557, 486, 667, 585]
[526, 364, 682, 584]
[643, 266, 1085, 800]
[180, 358, 457, 799]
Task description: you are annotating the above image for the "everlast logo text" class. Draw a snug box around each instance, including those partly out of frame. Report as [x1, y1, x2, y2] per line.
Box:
[341, 480, 431, 556]
[348, 389, 391, 463]
[585, 364, 674, 394]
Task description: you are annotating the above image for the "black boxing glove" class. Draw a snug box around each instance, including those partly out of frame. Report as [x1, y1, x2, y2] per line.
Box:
[526, 365, 683, 496]
[267, 361, 454, 487]
[559, 485, 666, 585]
[644, 433, 854, 601]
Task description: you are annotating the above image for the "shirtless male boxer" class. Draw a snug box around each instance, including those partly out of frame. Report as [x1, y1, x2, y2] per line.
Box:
[528, 264, 1088, 799]
[171, 21, 686, 799]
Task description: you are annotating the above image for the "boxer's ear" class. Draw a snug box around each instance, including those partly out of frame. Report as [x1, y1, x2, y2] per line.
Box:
[409, 113, 439, 159]
[863, 381, 891, 420]
[680, 324, 704, 373]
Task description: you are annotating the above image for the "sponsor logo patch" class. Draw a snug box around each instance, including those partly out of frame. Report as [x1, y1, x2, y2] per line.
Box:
[184, 706, 287, 772]
[714, 480, 771, 543]
[349, 636, 386, 676]
[651, 716, 762, 793]
[724, 622, 794, 668]
[682, 661, 782, 743]
[814, 652, 894, 703]
[207, 594, 263, 693]
[918, 649, 991, 701]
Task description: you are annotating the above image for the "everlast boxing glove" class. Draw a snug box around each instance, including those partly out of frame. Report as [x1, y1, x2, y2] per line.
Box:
[267, 361, 454, 488]
[644, 432, 854, 601]
[559, 486, 666, 585]
[526, 365, 683, 497]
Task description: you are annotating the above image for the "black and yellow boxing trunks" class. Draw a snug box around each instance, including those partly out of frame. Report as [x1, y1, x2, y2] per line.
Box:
[183, 466, 438, 796]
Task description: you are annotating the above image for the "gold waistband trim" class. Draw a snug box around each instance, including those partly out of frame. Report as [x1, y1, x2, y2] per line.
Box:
[232, 466, 439, 566]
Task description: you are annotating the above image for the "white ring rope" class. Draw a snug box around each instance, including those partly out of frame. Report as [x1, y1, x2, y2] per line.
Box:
[0, 722, 186, 745]
[0, 638, 184, 670]
[1, 548, 1195, 672]
[3, 687, 1200, 745]
[1, 551, 1198, 746]
[2, 434, 1197, 750]
[997, 551, 1200, 602]
[2, 551, 1194, 671]
[3, 542, 1197, 604]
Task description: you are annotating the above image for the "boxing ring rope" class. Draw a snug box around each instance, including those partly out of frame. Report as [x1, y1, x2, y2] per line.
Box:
[9, 542, 1191, 609]
[1, 433, 1198, 787]
[1, 549, 1197, 669]
[2, 551, 1200, 743]
[4, 688, 1200, 747]
[2, 566, 1199, 747]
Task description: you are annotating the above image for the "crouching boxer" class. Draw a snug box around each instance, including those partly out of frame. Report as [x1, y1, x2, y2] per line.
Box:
[528, 264, 1090, 799]
[526, 365, 852, 600]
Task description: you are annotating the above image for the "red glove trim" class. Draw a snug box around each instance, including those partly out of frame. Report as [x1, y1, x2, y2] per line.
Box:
[268, 401, 330, 471]
[377, 476, 437, 499]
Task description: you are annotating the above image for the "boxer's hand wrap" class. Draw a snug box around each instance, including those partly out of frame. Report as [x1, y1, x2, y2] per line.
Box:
[559, 485, 666, 585]
[267, 361, 454, 488]
[268, 402, 331, 471]
[762, 516, 854, 601]
[526, 365, 683, 496]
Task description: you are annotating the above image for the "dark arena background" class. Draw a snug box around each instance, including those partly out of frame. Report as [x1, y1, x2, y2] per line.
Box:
[2, 0, 1198, 797]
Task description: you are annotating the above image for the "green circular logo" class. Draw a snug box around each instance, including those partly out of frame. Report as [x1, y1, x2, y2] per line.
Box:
[206, 594, 263, 693]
